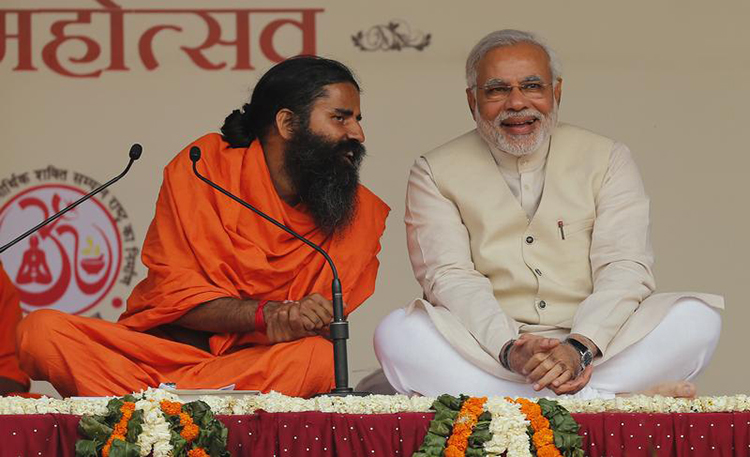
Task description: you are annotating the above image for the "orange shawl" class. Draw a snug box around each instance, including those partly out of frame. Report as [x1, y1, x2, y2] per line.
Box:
[118, 134, 389, 355]
[0, 262, 30, 390]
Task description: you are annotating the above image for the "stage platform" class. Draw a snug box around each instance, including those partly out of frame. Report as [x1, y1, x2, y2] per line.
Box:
[2, 410, 749, 456]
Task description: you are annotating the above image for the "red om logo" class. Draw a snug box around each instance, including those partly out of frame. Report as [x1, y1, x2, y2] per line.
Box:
[0, 184, 122, 314]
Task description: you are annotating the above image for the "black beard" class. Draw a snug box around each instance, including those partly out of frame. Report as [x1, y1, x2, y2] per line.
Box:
[283, 126, 366, 235]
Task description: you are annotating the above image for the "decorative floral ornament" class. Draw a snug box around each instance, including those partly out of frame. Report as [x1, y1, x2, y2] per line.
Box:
[73, 389, 229, 457]
[158, 399, 229, 457]
[483, 397, 532, 457]
[414, 395, 493, 457]
[511, 398, 584, 457]
[444, 396, 488, 457]
[75, 395, 144, 457]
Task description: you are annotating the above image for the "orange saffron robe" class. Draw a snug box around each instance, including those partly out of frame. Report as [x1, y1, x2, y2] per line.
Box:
[17, 134, 389, 398]
[0, 262, 30, 392]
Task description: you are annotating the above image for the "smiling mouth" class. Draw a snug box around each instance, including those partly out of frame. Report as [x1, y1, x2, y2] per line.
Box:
[501, 118, 538, 127]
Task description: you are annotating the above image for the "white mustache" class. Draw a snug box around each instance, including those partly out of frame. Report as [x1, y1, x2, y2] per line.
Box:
[496, 109, 543, 126]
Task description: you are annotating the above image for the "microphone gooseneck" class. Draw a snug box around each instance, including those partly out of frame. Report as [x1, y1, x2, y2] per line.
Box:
[0, 144, 143, 255]
[190, 146, 357, 395]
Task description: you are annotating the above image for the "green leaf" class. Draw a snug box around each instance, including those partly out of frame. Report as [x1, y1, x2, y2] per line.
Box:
[466, 447, 486, 457]
[428, 418, 453, 437]
[437, 394, 465, 411]
[105, 399, 125, 421]
[108, 438, 141, 457]
[433, 408, 459, 422]
[468, 428, 493, 447]
[74, 439, 99, 457]
[422, 434, 447, 448]
[126, 409, 144, 443]
[78, 415, 113, 443]
[171, 430, 188, 456]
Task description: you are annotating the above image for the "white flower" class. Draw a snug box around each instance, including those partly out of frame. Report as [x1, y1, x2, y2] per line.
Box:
[134, 398, 173, 457]
[483, 397, 532, 457]
[68, 398, 109, 416]
[198, 395, 235, 415]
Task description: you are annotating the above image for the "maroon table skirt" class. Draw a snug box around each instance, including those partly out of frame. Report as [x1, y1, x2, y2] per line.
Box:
[1, 411, 749, 456]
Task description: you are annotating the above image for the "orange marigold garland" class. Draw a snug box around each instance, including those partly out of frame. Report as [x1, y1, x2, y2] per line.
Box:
[76, 395, 144, 457]
[101, 401, 135, 457]
[160, 398, 230, 456]
[160, 400, 207, 454]
[511, 398, 562, 457]
[413, 394, 493, 457]
[444, 397, 488, 457]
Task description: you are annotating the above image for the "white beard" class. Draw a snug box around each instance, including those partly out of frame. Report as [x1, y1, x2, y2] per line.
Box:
[475, 104, 558, 157]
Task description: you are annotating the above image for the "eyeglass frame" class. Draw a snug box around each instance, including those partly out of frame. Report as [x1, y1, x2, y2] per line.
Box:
[470, 77, 559, 101]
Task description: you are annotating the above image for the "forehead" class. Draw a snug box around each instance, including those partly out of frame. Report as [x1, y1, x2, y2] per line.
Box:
[476, 42, 552, 84]
[311, 82, 361, 111]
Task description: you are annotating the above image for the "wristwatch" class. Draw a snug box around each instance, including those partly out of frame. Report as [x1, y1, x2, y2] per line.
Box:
[564, 337, 593, 373]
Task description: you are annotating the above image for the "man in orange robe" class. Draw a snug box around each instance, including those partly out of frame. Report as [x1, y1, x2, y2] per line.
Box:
[17, 56, 389, 398]
[0, 263, 30, 395]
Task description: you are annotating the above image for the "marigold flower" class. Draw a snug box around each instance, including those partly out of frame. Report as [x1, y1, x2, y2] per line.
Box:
[181, 423, 200, 443]
[180, 412, 192, 426]
[533, 428, 555, 448]
[530, 414, 550, 431]
[444, 446, 464, 457]
[537, 444, 563, 457]
[188, 449, 210, 457]
[160, 400, 183, 416]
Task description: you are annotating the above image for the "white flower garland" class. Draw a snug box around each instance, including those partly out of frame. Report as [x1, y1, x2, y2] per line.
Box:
[3, 392, 748, 416]
[2, 391, 749, 457]
[555, 394, 750, 414]
[134, 388, 178, 457]
[483, 397, 532, 457]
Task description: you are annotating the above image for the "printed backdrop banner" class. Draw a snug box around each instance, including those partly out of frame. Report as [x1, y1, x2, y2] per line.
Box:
[1, 0, 748, 396]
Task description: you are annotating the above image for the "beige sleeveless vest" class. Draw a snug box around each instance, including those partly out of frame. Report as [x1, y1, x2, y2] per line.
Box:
[424, 124, 612, 327]
[410, 124, 723, 379]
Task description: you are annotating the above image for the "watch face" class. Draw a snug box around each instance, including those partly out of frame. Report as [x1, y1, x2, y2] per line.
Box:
[582, 351, 593, 367]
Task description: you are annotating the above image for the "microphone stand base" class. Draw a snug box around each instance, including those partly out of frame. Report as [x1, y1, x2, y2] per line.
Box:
[312, 389, 371, 398]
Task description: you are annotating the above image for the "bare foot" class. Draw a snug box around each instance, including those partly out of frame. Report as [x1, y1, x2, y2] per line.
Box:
[639, 381, 697, 398]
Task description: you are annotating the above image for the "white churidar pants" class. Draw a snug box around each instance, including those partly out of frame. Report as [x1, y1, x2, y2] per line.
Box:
[374, 298, 721, 399]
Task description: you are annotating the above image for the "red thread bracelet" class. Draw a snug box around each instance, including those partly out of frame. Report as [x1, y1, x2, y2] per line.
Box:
[255, 300, 269, 333]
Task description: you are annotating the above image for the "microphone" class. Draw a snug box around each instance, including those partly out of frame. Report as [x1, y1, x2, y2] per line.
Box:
[190, 145, 363, 396]
[0, 144, 143, 254]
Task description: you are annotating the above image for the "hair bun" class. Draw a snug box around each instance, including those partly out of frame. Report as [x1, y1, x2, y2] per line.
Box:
[220, 104, 256, 148]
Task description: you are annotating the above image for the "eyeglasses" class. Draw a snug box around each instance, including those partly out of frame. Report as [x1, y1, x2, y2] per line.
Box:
[475, 81, 553, 101]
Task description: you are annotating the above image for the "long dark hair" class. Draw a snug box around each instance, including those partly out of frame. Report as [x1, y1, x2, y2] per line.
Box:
[221, 56, 360, 148]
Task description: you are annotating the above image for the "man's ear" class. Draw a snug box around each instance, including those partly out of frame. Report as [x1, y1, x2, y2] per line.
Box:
[554, 78, 563, 106]
[466, 87, 477, 120]
[275, 108, 296, 140]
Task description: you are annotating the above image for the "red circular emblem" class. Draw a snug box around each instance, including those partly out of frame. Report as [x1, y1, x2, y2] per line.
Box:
[0, 184, 122, 314]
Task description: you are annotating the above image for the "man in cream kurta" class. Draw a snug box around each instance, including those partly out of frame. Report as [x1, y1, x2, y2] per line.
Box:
[374, 30, 723, 399]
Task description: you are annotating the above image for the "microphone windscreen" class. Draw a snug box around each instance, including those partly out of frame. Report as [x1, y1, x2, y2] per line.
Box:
[189, 146, 202, 162]
[129, 143, 143, 160]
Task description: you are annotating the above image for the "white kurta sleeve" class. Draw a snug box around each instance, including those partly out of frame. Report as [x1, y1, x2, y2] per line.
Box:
[570, 142, 656, 354]
[405, 157, 519, 360]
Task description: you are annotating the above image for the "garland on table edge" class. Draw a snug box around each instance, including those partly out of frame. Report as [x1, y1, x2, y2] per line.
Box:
[2, 389, 750, 456]
[75, 395, 144, 457]
[74, 390, 229, 457]
[511, 398, 583, 457]
[3, 391, 750, 416]
[414, 396, 584, 457]
[413, 394, 493, 457]
[159, 399, 229, 457]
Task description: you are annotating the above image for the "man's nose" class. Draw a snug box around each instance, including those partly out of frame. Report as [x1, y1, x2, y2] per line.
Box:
[347, 122, 365, 143]
[504, 86, 531, 111]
